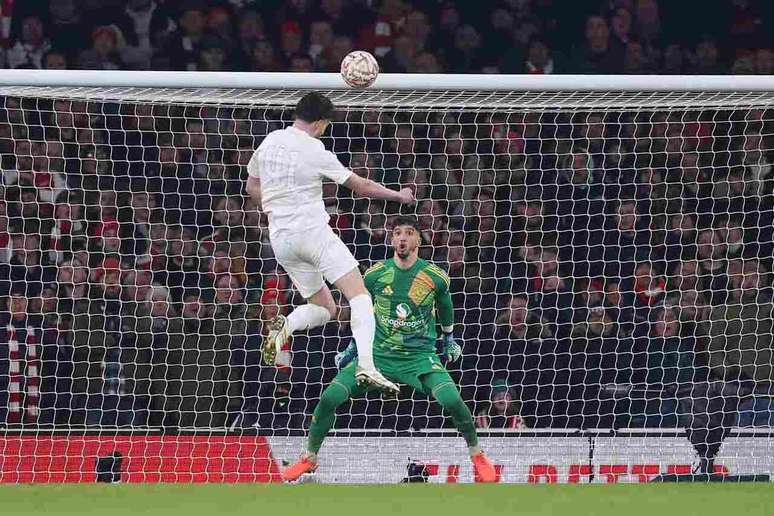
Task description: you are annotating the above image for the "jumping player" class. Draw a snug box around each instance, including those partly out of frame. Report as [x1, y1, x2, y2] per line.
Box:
[245, 92, 415, 394]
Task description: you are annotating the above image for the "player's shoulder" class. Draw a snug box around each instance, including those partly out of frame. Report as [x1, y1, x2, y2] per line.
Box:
[255, 129, 278, 150]
[421, 260, 450, 287]
[364, 260, 389, 278]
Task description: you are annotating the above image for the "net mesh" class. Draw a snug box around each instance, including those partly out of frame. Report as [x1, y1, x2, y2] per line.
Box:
[0, 86, 773, 482]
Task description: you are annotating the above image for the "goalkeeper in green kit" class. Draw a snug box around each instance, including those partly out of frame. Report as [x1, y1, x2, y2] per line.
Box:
[281, 215, 497, 482]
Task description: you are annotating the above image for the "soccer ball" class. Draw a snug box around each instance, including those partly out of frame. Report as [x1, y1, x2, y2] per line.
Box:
[340, 50, 379, 88]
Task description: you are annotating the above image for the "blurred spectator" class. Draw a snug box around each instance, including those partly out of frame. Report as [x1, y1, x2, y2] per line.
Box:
[571, 15, 623, 73]
[605, 199, 650, 276]
[633, 0, 661, 44]
[198, 35, 230, 71]
[524, 38, 561, 74]
[475, 378, 528, 429]
[434, 2, 461, 53]
[527, 247, 574, 339]
[278, 21, 304, 68]
[308, 19, 335, 69]
[623, 40, 654, 74]
[163, 3, 206, 71]
[0, 288, 44, 423]
[754, 48, 774, 75]
[111, 0, 174, 69]
[77, 26, 124, 70]
[43, 50, 68, 70]
[7, 15, 51, 69]
[690, 37, 724, 74]
[357, 0, 404, 58]
[662, 43, 686, 74]
[48, 0, 88, 58]
[706, 259, 773, 384]
[446, 25, 483, 73]
[251, 40, 279, 71]
[610, 7, 632, 48]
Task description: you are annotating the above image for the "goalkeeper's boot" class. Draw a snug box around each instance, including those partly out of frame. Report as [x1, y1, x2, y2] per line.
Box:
[471, 451, 498, 483]
[263, 314, 289, 365]
[355, 366, 400, 396]
[281, 453, 318, 482]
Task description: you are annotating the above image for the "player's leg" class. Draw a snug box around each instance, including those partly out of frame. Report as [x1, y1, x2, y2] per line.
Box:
[334, 269, 399, 394]
[262, 279, 334, 365]
[263, 233, 335, 364]
[320, 230, 398, 394]
[288, 285, 337, 331]
[281, 361, 367, 481]
[333, 269, 373, 369]
[420, 370, 498, 482]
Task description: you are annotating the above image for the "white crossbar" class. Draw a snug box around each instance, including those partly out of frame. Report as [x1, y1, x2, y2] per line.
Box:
[0, 70, 773, 91]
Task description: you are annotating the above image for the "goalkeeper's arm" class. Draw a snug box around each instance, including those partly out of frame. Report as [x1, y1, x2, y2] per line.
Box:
[435, 287, 461, 363]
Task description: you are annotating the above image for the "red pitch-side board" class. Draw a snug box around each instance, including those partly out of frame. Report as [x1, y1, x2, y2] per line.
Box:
[0, 435, 282, 483]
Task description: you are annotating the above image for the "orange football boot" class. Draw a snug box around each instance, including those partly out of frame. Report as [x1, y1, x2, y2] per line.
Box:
[471, 452, 498, 483]
[281, 454, 318, 482]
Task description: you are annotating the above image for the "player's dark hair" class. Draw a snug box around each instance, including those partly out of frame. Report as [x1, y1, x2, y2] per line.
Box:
[294, 92, 335, 123]
[392, 214, 420, 231]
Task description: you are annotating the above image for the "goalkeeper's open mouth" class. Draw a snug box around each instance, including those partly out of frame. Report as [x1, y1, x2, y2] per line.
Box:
[396, 242, 411, 258]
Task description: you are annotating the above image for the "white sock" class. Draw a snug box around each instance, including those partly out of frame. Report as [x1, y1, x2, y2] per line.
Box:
[349, 294, 376, 370]
[286, 304, 331, 333]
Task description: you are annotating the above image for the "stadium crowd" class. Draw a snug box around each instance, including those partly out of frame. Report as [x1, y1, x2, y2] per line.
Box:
[0, 0, 772, 441]
[0, 0, 771, 75]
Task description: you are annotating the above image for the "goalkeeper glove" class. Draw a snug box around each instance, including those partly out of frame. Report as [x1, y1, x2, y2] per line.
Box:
[335, 339, 358, 369]
[439, 332, 462, 364]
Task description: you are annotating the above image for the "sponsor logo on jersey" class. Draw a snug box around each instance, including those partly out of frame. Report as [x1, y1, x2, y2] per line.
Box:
[379, 303, 426, 329]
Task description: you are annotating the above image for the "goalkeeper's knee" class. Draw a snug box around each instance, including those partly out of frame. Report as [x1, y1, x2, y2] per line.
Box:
[316, 381, 351, 414]
[433, 381, 463, 410]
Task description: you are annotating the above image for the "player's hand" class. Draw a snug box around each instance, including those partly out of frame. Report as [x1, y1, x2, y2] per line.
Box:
[396, 187, 416, 206]
[442, 333, 462, 363]
[334, 339, 358, 369]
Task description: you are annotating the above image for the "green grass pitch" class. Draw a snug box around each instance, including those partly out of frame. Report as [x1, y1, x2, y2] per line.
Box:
[3, 484, 773, 516]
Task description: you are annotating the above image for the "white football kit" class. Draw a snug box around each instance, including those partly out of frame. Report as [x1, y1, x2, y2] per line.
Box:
[248, 126, 359, 298]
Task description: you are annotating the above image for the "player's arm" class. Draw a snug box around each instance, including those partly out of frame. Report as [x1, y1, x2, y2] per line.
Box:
[246, 175, 262, 209]
[245, 150, 263, 210]
[433, 267, 462, 363]
[316, 147, 415, 205]
[430, 264, 454, 334]
[344, 174, 415, 205]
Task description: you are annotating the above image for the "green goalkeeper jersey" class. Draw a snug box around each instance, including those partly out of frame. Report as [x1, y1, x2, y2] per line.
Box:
[363, 258, 454, 358]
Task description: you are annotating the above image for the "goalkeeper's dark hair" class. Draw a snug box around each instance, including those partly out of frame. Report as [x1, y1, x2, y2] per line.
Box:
[294, 92, 335, 123]
[392, 214, 420, 231]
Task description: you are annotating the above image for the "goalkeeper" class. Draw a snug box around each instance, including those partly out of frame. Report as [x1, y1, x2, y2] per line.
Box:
[281, 215, 497, 482]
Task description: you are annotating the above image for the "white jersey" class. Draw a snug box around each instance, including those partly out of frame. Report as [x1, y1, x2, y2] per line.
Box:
[247, 126, 352, 235]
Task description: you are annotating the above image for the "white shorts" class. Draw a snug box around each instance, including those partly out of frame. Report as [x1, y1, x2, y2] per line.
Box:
[270, 226, 359, 299]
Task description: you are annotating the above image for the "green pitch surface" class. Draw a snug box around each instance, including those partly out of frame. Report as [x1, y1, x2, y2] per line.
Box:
[3, 484, 772, 516]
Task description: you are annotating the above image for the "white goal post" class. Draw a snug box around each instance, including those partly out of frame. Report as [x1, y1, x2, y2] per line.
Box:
[0, 71, 772, 483]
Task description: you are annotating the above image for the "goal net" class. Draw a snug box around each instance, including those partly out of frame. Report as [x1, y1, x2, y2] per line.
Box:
[0, 72, 772, 483]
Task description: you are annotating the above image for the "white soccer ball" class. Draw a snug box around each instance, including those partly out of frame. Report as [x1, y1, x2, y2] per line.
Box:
[340, 50, 379, 88]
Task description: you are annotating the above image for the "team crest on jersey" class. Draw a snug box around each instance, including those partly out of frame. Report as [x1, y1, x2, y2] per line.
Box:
[382, 285, 393, 296]
[408, 271, 435, 306]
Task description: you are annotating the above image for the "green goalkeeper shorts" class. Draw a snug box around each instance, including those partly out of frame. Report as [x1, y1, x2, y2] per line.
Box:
[333, 353, 451, 397]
